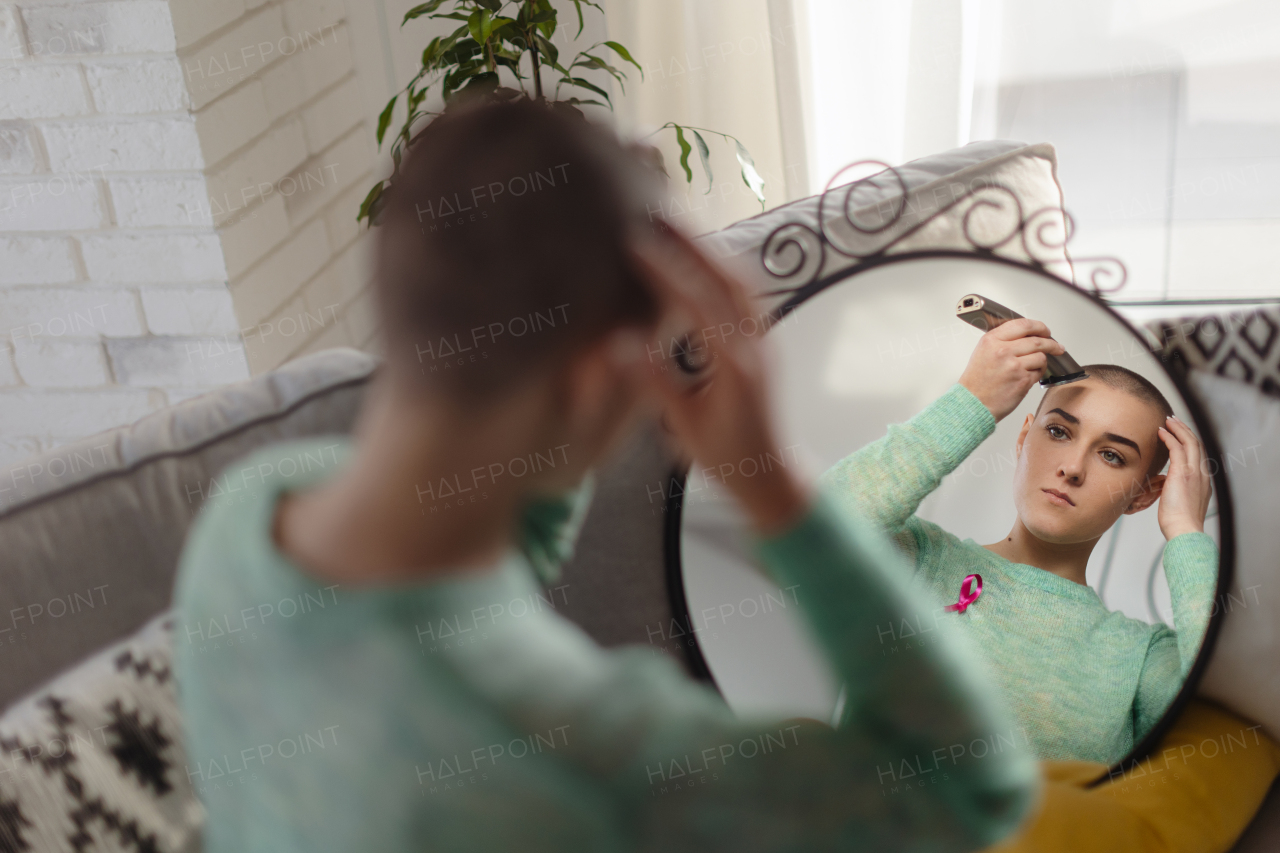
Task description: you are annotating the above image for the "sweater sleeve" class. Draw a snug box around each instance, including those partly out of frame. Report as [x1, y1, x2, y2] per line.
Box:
[1132, 533, 1219, 742]
[597, 487, 1039, 851]
[818, 384, 995, 558]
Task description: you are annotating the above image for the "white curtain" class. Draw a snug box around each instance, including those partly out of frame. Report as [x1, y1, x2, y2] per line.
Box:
[794, 0, 1280, 302]
[598, 0, 992, 228]
[601, 0, 812, 233]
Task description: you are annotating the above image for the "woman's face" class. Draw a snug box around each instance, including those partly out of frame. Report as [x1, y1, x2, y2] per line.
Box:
[1012, 379, 1165, 544]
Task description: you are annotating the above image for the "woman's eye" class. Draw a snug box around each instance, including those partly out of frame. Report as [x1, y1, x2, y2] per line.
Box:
[1047, 425, 1067, 439]
[1101, 450, 1123, 465]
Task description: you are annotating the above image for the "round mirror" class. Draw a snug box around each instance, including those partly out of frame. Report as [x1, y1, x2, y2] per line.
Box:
[668, 252, 1233, 778]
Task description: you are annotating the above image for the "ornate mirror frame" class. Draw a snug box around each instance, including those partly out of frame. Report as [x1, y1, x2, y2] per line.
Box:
[662, 163, 1237, 785]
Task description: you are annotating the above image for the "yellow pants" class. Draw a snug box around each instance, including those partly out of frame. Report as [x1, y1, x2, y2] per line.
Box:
[989, 699, 1280, 853]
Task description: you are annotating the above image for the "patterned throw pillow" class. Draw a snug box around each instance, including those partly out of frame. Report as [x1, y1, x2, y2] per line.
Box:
[1147, 305, 1280, 399]
[0, 612, 203, 852]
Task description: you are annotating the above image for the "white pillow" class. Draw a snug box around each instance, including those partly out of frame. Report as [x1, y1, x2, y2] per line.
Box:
[696, 140, 1071, 306]
[0, 612, 203, 852]
[1191, 371, 1280, 742]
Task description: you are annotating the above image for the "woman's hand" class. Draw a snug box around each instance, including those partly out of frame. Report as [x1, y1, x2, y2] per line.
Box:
[958, 318, 1065, 422]
[624, 226, 810, 537]
[1157, 415, 1213, 539]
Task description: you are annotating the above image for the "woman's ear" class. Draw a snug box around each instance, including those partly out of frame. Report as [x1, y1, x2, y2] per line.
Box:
[561, 330, 647, 456]
[1123, 473, 1166, 515]
[1015, 413, 1034, 457]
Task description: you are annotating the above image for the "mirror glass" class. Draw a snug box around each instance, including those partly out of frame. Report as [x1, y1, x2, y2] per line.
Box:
[673, 254, 1227, 770]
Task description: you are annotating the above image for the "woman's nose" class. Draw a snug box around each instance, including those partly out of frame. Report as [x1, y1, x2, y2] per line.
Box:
[1058, 453, 1086, 481]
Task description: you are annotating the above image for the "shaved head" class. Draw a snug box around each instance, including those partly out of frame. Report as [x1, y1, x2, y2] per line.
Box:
[1036, 364, 1173, 477]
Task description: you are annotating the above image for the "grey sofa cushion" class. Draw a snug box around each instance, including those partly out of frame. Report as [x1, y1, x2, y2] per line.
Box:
[0, 345, 687, 710]
[0, 349, 377, 709]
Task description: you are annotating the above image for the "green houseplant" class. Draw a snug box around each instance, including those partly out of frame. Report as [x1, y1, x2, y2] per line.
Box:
[356, 0, 765, 225]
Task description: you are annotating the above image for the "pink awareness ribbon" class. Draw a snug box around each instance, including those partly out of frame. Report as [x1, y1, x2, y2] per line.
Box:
[945, 574, 983, 613]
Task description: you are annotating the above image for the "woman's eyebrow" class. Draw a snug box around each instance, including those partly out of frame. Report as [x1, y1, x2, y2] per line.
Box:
[1103, 433, 1142, 457]
[1047, 407, 1142, 457]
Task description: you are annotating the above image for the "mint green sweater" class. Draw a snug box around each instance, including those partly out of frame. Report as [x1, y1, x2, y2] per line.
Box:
[173, 435, 1037, 853]
[819, 384, 1217, 765]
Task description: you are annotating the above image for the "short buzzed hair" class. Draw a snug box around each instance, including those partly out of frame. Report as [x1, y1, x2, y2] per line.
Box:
[373, 99, 663, 404]
[1036, 364, 1174, 477]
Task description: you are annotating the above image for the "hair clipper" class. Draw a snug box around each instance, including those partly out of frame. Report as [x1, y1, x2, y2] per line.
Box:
[956, 293, 1088, 387]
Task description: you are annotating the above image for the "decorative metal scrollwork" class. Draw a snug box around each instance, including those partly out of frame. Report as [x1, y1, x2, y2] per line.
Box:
[757, 160, 1128, 300]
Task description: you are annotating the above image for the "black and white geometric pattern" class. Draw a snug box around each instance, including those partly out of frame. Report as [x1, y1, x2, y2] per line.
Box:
[1147, 305, 1280, 399]
[0, 614, 203, 853]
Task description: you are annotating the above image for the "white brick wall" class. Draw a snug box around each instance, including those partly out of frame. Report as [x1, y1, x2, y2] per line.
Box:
[0, 176, 106, 231]
[0, 388, 160, 437]
[0, 64, 91, 119]
[0, 344, 19, 386]
[85, 58, 188, 114]
[43, 118, 204, 171]
[4, 288, 144, 337]
[140, 286, 240, 335]
[173, 0, 374, 377]
[107, 175, 208, 227]
[12, 337, 109, 387]
[0, 0, 377, 467]
[0, 122, 42, 174]
[0, 6, 25, 61]
[20, 2, 177, 56]
[0, 236, 78, 283]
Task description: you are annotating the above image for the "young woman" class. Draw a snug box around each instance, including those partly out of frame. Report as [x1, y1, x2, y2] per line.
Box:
[822, 321, 1216, 764]
[172, 101, 1037, 852]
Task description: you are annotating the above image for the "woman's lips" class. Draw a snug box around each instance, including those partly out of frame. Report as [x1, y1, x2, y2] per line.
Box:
[1043, 488, 1075, 507]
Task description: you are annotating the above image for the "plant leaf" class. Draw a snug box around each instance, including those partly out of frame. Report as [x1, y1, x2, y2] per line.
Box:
[443, 64, 483, 100]
[735, 139, 766, 207]
[571, 54, 626, 90]
[376, 94, 397, 148]
[357, 180, 386, 224]
[535, 34, 563, 71]
[534, 33, 558, 64]
[673, 124, 693, 184]
[692, 129, 712, 194]
[421, 36, 442, 67]
[572, 53, 622, 75]
[536, 0, 557, 39]
[474, 0, 501, 10]
[442, 37, 480, 65]
[564, 76, 612, 106]
[603, 41, 642, 79]
[570, 0, 585, 36]
[402, 0, 447, 25]
[468, 9, 492, 44]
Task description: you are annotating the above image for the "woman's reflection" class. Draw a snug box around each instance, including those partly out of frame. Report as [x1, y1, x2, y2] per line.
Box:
[820, 316, 1217, 764]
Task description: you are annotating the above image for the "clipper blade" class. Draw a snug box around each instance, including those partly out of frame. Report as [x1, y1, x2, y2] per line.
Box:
[1039, 371, 1089, 388]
